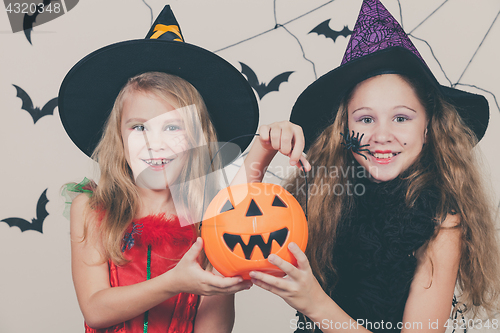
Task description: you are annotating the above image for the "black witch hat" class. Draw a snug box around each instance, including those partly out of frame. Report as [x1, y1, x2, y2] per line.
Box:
[59, 6, 259, 160]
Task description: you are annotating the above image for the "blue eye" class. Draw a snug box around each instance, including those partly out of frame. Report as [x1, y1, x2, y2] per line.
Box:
[360, 117, 373, 124]
[165, 124, 181, 131]
[395, 116, 408, 122]
[132, 124, 145, 131]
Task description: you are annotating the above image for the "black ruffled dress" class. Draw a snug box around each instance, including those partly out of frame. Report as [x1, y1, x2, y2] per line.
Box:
[296, 177, 438, 332]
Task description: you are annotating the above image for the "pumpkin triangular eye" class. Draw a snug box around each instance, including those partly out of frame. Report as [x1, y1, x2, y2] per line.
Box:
[220, 199, 234, 213]
[271, 195, 287, 208]
[246, 199, 263, 217]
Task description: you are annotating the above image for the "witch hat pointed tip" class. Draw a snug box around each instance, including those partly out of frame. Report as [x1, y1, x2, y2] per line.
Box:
[145, 5, 185, 42]
[341, 0, 424, 65]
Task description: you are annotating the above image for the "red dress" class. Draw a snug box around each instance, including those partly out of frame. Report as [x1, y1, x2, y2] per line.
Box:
[84, 214, 199, 333]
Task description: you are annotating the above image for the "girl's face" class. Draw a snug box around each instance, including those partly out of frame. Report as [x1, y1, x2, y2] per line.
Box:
[347, 74, 428, 182]
[121, 90, 189, 190]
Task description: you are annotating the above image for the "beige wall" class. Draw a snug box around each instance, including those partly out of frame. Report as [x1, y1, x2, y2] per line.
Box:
[0, 0, 498, 332]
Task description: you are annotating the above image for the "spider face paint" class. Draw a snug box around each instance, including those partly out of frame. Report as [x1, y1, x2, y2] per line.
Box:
[340, 130, 370, 160]
[347, 74, 427, 182]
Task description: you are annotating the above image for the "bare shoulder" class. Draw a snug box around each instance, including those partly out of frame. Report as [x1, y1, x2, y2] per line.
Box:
[403, 218, 462, 329]
[439, 213, 461, 228]
[413, 214, 461, 287]
[70, 193, 106, 265]
[70, 193, 97, 240]
[71, 192, 91, 209]
[429, 214, 461, 260]
[424, 214, 461, 261]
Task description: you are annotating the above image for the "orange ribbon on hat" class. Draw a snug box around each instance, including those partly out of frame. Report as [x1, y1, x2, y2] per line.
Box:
[149, 24, 183, 41]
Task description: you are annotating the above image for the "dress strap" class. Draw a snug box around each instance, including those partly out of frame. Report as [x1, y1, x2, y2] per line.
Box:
[143, 244, 152, 333]
[61, 177, 96, 220]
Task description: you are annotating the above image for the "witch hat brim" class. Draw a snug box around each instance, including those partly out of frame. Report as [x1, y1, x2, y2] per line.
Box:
[291, 0, 489, 151]
[291, 46, 489, 150]
[58, 6, 258, 163]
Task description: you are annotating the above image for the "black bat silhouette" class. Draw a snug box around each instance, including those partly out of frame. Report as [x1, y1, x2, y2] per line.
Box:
[309, 20, 352, 43]
[239, 62, 294, 100]
[23, 0, 55, 44]
[1, 189, 49, 233]
[13, 84, 58, 124]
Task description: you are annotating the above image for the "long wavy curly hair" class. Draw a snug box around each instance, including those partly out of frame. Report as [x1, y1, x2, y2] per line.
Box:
[85, 72, 220, 265]
[285, 74, 500, 318]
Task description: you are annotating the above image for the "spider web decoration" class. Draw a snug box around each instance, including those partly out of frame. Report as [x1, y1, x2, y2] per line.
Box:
[341, 0, 425, 65]
[136, 0, 499, 183]
[134, 0, 499, 114]
[403, 0, 500, 112]
[1, 1, 499, 332]
[139, 1, 499, 187]
[212, 0, 337, 80]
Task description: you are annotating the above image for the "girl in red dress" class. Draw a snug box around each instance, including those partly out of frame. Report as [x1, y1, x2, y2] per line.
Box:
[59, 6, 258, 333]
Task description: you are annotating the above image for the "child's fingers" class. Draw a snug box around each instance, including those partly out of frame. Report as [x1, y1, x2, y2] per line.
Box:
[258, 124, 271, 142]
[298, 155, 311, 172]
[202, 275, 253, 294]
[251, 276, 285, 296]
[249, 271, 289, 295]
[214, 280, 253, 294]
[183, 237, 203, 261]
[279, 126, 294, 156]
[269, 126, 282, 151]
[287, 242, 310, 271]
[288, 141, 304, 166]
[268, 254, 298, 278]
[288, 125, 305, 165]
[204, 273, 243, 288]
[222, 281, 253, 294]
[199, 282, 252, 296]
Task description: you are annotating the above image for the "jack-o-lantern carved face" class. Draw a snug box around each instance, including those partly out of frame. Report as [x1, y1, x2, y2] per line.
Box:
[201, 183, 308, 279]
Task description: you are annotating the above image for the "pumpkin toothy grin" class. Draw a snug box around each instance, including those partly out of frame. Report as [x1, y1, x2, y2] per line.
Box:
[223, 227, 289, 260]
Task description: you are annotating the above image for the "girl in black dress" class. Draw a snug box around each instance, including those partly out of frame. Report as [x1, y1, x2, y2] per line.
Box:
[241, 0, 500, 331]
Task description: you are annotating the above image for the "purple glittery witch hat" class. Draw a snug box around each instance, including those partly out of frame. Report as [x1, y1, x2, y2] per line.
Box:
[341, 0, 424, 65]
[291, 0, 488, 150]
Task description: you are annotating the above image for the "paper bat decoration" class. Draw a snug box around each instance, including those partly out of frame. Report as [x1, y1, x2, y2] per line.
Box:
[13, 84, 58, 124]
[1, 189, 49, 233]
[23, 0, 55, 44]
[239, 62, 294, 100]
[309, 20, 352, 43]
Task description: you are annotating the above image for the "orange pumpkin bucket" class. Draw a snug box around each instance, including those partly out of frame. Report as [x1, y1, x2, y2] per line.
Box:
[201, 182, 308, 280]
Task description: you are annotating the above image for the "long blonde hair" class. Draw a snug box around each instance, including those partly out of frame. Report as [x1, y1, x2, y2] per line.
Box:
[88, 72, 220, 264]
[286, 74, 500, 317]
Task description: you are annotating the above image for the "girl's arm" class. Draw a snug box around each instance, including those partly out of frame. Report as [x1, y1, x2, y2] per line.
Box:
[193, 269, 239, 333]
[232, 121, 311, 184]
[249, 214, 461, 333]
[401, 214, 461, 332]
[249, 243, 371, 333]
[70, 194, 250, 329]
[191, 121, 310, 332]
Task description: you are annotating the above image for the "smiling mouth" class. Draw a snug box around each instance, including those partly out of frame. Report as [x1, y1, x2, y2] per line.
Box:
[142, 158, 173, 166]
[369, 152, 401, 159]
[223, 228, 288, 260]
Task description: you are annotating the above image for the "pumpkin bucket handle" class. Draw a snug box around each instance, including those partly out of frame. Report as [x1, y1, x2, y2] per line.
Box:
[200, 134, 309, 228]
